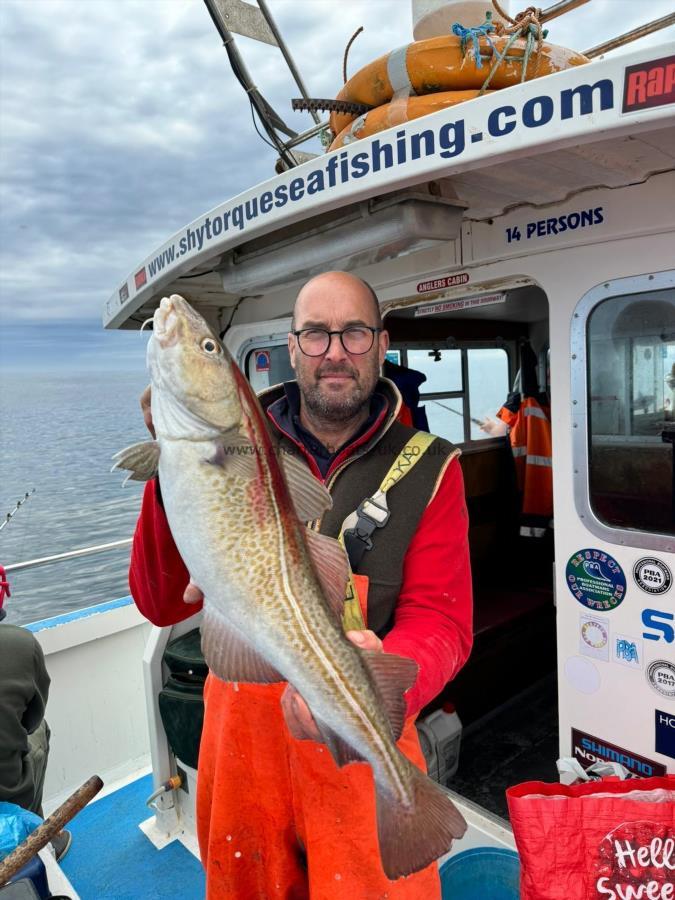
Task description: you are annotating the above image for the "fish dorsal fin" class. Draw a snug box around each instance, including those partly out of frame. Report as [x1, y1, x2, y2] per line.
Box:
[304, 529, 350, 619]
[282, 452, 332, 522]
[201, 605, 283, 684]
[361, 651, 419, 741]
[111, 441, 160, 483]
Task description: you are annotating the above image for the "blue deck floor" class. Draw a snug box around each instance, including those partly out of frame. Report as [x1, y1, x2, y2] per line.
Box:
[60, 774, 205, 900]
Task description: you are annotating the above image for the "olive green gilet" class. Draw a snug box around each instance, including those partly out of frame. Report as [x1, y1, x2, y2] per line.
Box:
[261, 379, 460, 638]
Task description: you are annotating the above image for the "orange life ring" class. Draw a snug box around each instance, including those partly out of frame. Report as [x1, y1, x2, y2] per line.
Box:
[330, 34, 589, 136]
[329, 89, 491, 150]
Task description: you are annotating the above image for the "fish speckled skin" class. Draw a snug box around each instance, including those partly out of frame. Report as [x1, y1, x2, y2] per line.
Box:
[115, 294, 466, 878]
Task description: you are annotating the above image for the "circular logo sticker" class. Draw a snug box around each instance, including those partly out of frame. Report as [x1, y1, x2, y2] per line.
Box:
[633, 557, 672, 595]
[646, 660, 675, 699]
[566, 549, 627, 612]
[564, 656, 601, 694]
[581, 620, 608, 650]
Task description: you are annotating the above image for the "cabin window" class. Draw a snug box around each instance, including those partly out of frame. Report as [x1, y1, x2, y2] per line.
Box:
[401, 347, 510, 443]
[467, 348, 511, 441]
[407, 349, 463, 442]
[587, 288, 675, 536]
[245, 343, 294, 393]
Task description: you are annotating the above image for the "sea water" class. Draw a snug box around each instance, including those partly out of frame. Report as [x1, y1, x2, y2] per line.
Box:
[0, 350, 511, 625]
[0, 371, 148, 625]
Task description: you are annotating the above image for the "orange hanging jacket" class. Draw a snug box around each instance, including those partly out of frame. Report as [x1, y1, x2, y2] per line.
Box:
[497, 395, 553, 528]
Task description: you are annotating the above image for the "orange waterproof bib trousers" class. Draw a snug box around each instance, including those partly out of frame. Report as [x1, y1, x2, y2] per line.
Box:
[197, 678, 442, 899]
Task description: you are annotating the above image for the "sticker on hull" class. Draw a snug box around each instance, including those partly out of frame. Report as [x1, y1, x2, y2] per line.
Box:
[566, 549, 626, 612]
[634, 557, 672, 595]
[572, 728, 666, 777]
[622, 54, 675, 113]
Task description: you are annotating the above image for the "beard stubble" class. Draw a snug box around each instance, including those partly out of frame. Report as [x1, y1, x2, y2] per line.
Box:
[296, 356, 380, 423]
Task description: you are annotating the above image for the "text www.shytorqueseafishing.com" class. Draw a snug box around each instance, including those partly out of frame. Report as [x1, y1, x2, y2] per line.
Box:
[144, 78, 614, 281]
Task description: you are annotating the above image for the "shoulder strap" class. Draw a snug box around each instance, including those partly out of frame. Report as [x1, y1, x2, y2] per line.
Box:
[339, 431, 438, 628]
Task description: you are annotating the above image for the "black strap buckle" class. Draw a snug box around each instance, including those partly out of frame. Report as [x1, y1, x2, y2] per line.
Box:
[343, 497, 390, 571]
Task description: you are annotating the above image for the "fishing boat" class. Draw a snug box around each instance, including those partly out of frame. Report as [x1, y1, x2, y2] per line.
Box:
[3, 0, 674, 896]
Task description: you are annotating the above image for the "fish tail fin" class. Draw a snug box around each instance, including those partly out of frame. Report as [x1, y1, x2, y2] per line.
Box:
[375, 762, 467, 880]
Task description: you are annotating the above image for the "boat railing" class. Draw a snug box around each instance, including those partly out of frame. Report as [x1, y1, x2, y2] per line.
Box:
[4, 538, 133, 574]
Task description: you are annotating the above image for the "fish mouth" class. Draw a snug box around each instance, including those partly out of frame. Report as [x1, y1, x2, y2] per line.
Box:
[153, 295, 183, 348]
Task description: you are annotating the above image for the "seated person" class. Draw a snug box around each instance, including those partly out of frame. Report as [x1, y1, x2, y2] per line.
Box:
[0, 592, 70, 861]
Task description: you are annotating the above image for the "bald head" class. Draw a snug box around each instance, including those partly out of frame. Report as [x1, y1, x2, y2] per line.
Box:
[292, 271, 382, 330]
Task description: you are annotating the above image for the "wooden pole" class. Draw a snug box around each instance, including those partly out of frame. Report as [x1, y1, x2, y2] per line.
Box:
[584, 12, 675, 58]
[539, 0, 591, 26]
[0, 775, 103, 886]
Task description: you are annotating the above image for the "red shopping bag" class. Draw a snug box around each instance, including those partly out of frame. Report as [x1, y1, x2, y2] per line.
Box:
[506, 776, 675, 899]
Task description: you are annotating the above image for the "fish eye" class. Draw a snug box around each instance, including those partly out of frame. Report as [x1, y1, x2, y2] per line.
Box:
[200, 337, 221, 354]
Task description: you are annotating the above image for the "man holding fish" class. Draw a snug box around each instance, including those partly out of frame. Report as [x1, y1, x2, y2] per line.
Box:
[123, 271, 473, 897]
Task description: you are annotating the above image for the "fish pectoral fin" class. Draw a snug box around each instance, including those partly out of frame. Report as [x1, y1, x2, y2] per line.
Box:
[206, 432, 258, 479]
[111, 441, 160, 483]
[314, 716, 366, 768]
[361, 651, 419, 742]
[201, 606, 283, 684]
[282, 453, 332, 522]
[304, 529, 350, 620]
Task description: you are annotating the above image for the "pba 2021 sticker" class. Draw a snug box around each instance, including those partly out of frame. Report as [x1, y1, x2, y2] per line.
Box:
[566, 549, 627, 612]
[633, 557, 672, 595]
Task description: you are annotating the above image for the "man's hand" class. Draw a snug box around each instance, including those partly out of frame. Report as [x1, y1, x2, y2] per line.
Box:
[141, 385, 155, 438]
[183, 581, 204, 605]
[281, 629, 383, 741]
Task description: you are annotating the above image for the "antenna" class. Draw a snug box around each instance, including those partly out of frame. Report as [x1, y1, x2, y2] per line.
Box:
[203, 0, 327, 168]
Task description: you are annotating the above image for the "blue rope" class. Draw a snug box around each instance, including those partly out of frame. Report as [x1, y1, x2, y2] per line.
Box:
[451, 12, 496, 70]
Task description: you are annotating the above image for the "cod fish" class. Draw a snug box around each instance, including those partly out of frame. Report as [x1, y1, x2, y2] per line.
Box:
[114, 294, 466, 879]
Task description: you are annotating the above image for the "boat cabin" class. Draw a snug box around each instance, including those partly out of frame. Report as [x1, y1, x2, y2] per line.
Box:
[102, 34, 675, 848]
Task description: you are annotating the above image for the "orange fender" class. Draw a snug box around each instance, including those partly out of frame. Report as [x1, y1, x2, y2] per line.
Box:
[330, 89, 492, 149]
[330, 34, 589, 135]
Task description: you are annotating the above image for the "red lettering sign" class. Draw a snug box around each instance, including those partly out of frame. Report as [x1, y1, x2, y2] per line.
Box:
[623, 55, 675, 113]
[416, 272, 469, 293]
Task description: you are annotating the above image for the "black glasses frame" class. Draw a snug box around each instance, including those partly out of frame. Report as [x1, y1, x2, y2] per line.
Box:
[292, 326, 382, 357]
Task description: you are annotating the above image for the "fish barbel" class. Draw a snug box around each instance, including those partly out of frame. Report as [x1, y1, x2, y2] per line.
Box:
[114, 294, 466, 878]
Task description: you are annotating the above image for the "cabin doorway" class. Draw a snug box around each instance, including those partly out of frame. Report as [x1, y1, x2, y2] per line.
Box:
[385, 283, 556, 818]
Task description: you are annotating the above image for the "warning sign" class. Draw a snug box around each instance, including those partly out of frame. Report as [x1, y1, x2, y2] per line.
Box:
[255, 350, 271, 372]
[414, 293, 505, 317]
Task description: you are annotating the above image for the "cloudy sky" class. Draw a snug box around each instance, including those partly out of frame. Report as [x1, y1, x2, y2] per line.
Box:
[1, 0, 673, 373]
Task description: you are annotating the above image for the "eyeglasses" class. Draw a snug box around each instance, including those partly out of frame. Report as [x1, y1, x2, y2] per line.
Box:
[292, 326, 381, 357]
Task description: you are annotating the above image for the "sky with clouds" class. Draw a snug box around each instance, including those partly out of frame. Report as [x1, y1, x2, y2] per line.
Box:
[0, 0, 673, 372]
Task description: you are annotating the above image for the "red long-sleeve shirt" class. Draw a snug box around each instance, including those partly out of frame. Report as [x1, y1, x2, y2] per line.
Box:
[129, 445, 472, 718]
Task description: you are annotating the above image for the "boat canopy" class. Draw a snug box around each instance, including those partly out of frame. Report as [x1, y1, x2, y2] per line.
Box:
[104, 43, 675, 330]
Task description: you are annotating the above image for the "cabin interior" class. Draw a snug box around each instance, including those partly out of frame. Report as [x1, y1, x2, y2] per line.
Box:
[385, 286, 557, 816]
